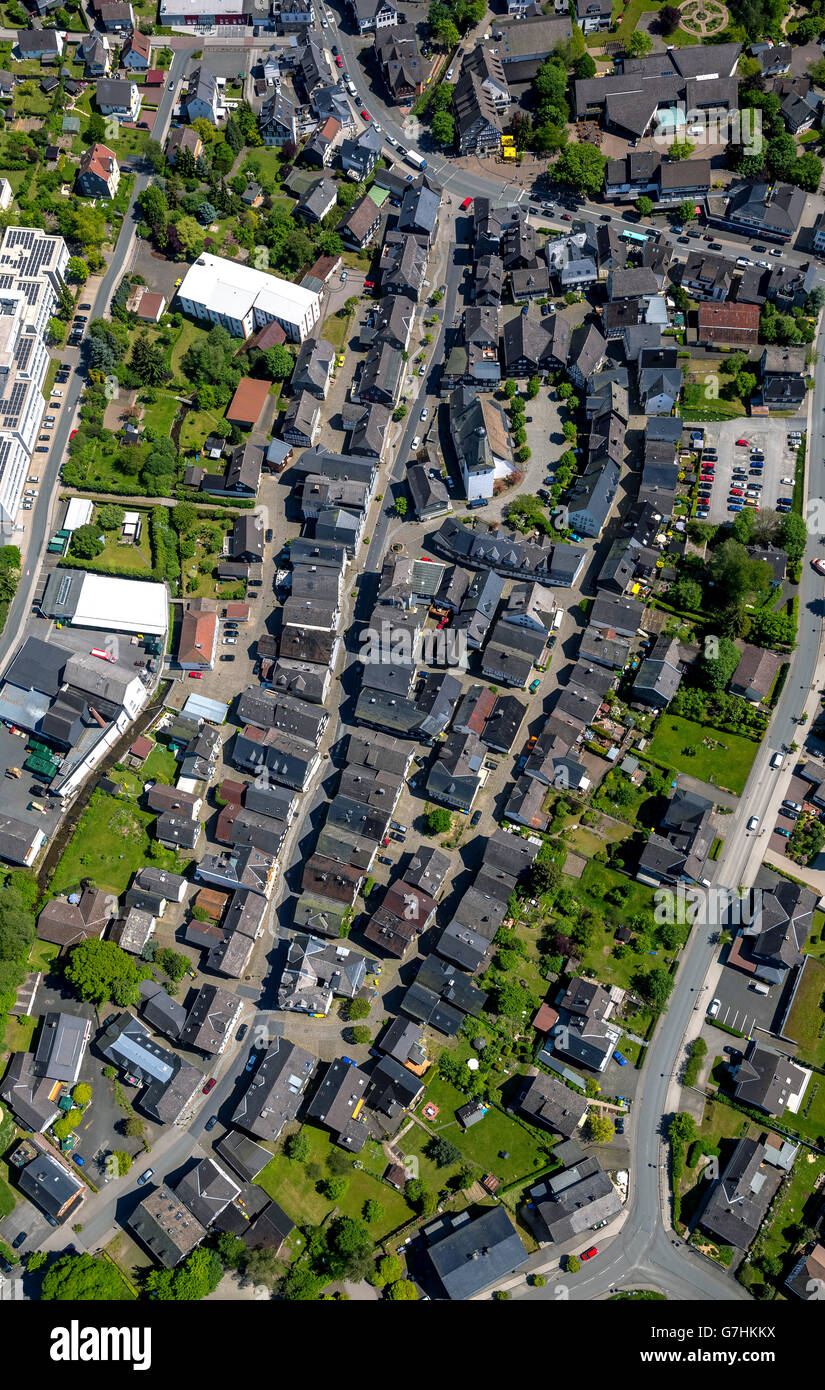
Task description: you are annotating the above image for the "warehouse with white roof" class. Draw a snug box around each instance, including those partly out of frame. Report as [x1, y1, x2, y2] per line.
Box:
[176, 253, 321, 342]
[42, 569, 168, 638]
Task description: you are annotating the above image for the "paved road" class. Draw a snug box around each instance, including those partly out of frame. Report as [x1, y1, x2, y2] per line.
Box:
[0, 43, 196, 679]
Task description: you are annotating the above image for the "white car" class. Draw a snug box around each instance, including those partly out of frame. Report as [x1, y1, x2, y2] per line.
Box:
[412, 436, 421, 449]
[420, 408, 428, 421]
[223, 637, 237, 646]
[707, 998, 721, 1018]
[373, 122, 382, 132]
[446, 67, 454, 79]
[321, 14, 328, 24]
[780, 476, 793, 485]
[51, 389, 63, 397]
[340, 269, 348, 281]
[747, 815, 759, 830]
[386, 135, 397, 147]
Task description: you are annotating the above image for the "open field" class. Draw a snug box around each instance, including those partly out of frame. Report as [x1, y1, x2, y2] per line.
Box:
[784, 956, 825, 1066]
[255, 1125, 414, 1239]
[645, 715, 759, 795]
[49, 790, 181, 897]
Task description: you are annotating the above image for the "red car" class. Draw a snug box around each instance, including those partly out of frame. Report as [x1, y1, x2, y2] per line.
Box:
[581, 1246, 598, 1261]
[460, 197, 472, 211]
[561, 213, 572, 221]
[335, 55, 343, 66]
[812, 558, 825, 576]
[69, 429, 77, 439]
[364, 278, 374, 289]
[188, 671, 203, 679]
[729, 488, 743, 497]
[361, 109, 370, 120]
[202, 1077, 216, 1094]
[736, 438, 749, 446]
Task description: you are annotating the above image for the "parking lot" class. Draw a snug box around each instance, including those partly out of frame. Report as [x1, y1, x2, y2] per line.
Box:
[0, 1202, 52, 1259]
[769, 772, 819, 854]
[709, 961, 786, 1041]
[697, 416, 805, 524]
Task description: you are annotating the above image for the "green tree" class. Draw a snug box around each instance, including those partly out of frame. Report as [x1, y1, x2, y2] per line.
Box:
[65, 938, 146, 1006]
[672, 576, 703, 611]
[286, 1130, 310, 1162]
[588, 1113, 615, 1144]
[363, 1199, 384, 1224]
[96, 504, 124, 532]
[387, 1279, 418, 1299]
[111, 1149, 132, 1176]
[526, 376, 540, 400]
[123, 1114, 144, 1139]
[695, 634, 741, 693]
[553, 142, 607, 195]
[636, 196, 653, 217]
[155, 948, 190, 983]
[638, 966, 675, 1012]
[567, 1255, 581, 1273]
[674, 199, 696, 224]
[425, 806, 452, 835]
[130, 333, 170, 387]
[427, 1136, 461, 1168]
[171, 502, 199, 535]
[322, 1176, 348, 1200]
[780, 511, 807, 562]
[66, 256, 89, 283]
[394, 496, 408, 517]
[669, 1112, 696, 1144]
[52, 1109, 82, 1141]
[146, 1247, 223, 1301]
[42, 1253, 133, 1301]
[69, 524, 104, 561]
[350, 1025, 371, 1045]
[263, 344, 295, 380]
[371, 1253, 401, 1286]
[431, 110, 455, 146]
[71, 1083, 92, 1107]
[626, 30, 652, 56]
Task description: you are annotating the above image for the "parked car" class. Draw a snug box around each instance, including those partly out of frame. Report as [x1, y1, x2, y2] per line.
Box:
[202, 1077, 217, 1094]
[245, 1048, 260, 1072]
[204, 1114, 219, 1131]
[707, 998, 721, 1018]
[236, 1024, 248, 1042]
[378, 855, 393, 865]
[11, 1232, 26, 1250]
[613, 1050, 628, 1066]
[136, 1168, 154, 1186]
[776, 827, 792, 838]
[460, 196, 472, 210]
[747, 815, 759, 830]
[220, 654, 235, 662]
[581, 1246, 598, 1261]
[470, 810, 482, 827]
[529, 678, 541, 692]
[188, 671, 203, 679]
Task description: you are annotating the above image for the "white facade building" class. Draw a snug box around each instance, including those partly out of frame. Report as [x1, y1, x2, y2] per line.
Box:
[177, 252, 321, 342]
[0, 227, 69, 534]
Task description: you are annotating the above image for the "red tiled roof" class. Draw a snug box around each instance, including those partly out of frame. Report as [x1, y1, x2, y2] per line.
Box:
[226, 376, 270, 426]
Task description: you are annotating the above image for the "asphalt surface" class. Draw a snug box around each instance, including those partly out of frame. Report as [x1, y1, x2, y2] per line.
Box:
[26, 15, 825, 1297]
[0, 43, 196, 678]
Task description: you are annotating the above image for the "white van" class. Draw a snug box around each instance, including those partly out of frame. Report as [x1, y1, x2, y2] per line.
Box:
[770, 751, 783, 769]
[553, 609, 564, 631]
[752, 981, 771, 996]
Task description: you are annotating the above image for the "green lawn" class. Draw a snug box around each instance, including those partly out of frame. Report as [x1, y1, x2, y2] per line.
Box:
[553, 861, 677, 995]
[110, 743, 178, 798]
[787, 1076, 825, 1143]
[784, 956, 825, 1066]
[255, 1125, 414, 1238]
[238, 148, 286, 189]
[170, 318, 210, 384]
[590, 769, 660, 828]
[179, 407, 225, 454]
[92, 511, 154, 575]
[27, 938, 59, 975]
[754, 1151, 825, 1266]
[141, 391, 180, 439]
[320, 313, 349, 352]
[644, 714, 759, 795]
[3, 1013, 35, 1061]
[49, 790, 181, 897]
[0, 1169, 17, 1221]
[408, 1070, 555, 1186]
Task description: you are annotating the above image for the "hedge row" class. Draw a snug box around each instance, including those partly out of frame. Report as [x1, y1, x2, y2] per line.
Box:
[150, 507, 181, 594]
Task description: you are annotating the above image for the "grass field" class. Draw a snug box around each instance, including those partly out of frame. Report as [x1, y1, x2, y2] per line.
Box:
[179, 406, 225, 454]
[755, 1151, 825, 1266]
[787, 1075, 825, 1143]
[409, 1067, 554, 1186]
[141, 391, 180, 439]
[49, 790, 180, 897]
[170, 319, 209, 384]
[255, 1125, 414, 1238]
[27, 937, 59, 975]
[784, 955, 825, 1066]
[92, 510, 154, 575]
[645, 714, 759, 795]
[3, 1012, 36, 1054]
